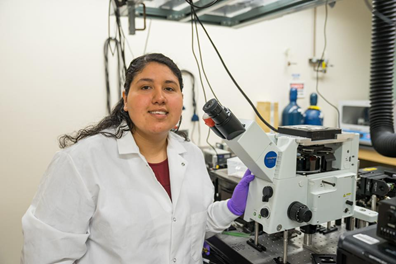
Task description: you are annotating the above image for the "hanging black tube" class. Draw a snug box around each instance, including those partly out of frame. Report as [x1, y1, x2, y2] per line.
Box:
[369, 0, 396, 157]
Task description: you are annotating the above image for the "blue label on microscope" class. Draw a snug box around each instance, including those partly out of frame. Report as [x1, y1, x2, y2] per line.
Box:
[264, 151, 277, 168]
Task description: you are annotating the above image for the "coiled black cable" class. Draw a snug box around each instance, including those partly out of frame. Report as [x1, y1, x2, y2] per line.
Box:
[369, 0, 396, 157]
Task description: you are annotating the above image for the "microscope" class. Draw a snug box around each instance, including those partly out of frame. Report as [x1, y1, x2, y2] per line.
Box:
[203, 98, 371, 263]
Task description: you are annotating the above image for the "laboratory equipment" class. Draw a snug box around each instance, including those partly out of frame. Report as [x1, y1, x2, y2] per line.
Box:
[337, 224, 396, 264]
[337, 197, 396, 264]
[281, 88, 304, 126]
[304, 93, 323, 126]
[339, 100, 371, 146]
[377, 197, 396, 243]
[201, 147, 232, 169]
[357, 167, 396, 204]
[203, 98, 373, 263]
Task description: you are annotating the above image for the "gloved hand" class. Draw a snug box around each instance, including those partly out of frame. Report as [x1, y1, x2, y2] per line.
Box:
[202, 241, 210, 256]
[227, 169, 255, 216]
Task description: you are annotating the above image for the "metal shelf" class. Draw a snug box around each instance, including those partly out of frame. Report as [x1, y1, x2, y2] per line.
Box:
[118, 0, 338, 28]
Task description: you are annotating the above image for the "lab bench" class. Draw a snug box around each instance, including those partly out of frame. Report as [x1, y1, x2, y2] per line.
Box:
[359, 146, 396, 167]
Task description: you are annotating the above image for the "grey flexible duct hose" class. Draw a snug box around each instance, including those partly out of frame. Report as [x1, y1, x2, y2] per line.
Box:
[369, 0, 396, 157]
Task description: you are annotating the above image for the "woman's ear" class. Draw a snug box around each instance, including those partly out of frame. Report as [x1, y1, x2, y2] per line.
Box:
[122, 91, 128, 111]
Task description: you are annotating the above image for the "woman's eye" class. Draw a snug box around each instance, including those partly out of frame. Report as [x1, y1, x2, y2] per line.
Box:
[165, 87, 175, 92]
[141, 86, 151, 90]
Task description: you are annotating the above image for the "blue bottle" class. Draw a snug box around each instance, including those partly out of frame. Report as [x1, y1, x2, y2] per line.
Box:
[304, 93, 323, 125]
[281, 88, 304, 126]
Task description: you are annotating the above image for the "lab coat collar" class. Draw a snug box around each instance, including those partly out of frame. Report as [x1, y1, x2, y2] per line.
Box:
[117, 129, 140, 155]
[167, 132, 187, 155]
[116, 124, 187, 155]
[116, 124, 188, 208]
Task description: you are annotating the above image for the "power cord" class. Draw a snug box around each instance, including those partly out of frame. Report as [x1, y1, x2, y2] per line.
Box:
[105, 0, 134, 114]
[181, 70, 200, 144]
[193, 18, 221, 103]
[113, 1, 127, 74]
[143, 19, 153, 54]
[190, 10, 208, 103]
[315, 0, 341, 128]
[181, 70, 198, 121]
[187, 0, 219, 10]
[185, 0, 278, 132]
[190, 6, 218, 153]
[104, 37, 122, 114]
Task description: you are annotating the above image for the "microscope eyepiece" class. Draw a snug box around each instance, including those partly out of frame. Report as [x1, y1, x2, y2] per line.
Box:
[203, 98, 225, 120]
[203, 98, 218, 113]
[202, 99, 246, 140]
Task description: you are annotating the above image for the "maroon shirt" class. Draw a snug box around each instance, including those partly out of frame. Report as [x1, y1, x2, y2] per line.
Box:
[148, 159, 172, 200]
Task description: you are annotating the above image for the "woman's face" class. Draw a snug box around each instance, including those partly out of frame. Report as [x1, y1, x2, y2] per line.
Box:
[123, 62, 183, 138]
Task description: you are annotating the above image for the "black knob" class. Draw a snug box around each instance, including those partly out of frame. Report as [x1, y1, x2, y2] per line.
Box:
[387, 210, 396, 225]
[345, 200, 353, 206]
[288, 201, 312, 223]
[260, 208, 269, 218]
[262, 186, 273, 202]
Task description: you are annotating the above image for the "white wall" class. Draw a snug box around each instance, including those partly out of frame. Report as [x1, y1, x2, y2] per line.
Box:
[0, 0, 372, 263]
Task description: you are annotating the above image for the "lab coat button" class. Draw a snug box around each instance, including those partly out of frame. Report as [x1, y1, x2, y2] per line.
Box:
[181, 162, 185, 166]
[173, 217, 177, 222]
[173, 257, 177, 262]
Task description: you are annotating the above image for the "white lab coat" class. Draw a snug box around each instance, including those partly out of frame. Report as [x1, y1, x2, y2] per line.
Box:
[21, 127, 237, 264]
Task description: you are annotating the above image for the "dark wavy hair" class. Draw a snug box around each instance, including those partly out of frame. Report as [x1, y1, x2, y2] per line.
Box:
[59, 53, 185, 148]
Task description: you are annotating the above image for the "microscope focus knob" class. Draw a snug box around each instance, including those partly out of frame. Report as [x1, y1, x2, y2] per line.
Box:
[288, 201, 312, 223]
[260, 208, 269, 218]
[262, 186, 273, 202]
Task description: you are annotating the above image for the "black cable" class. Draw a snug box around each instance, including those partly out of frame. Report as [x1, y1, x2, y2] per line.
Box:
[114, 4, 127, 74]
[104, 0, 131, 113]
[181, 70, 197, 115]
[181, 70, 198, 144]
[190, 10, 208, 103]
[185, 0, 219, 10]
[143, 19, 153, 54]
[187, 2, 278, 133]
[315, 0, 341, 128]
[190, 8, 218, 153]
[108, 0, 112, 39]
[194, 17, 221, 103]
[104, 37, 121, 114]
[120, 25, 135, 59]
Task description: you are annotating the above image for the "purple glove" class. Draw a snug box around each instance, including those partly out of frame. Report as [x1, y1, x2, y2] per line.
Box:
[227, 169, 255, 216]
[203, 241, 210, 256]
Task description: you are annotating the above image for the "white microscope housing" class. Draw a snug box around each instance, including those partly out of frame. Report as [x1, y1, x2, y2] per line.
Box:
[226, 120, 359, 234]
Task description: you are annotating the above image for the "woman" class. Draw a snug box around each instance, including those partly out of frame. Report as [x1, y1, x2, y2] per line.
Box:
[21, 53, 254, 264]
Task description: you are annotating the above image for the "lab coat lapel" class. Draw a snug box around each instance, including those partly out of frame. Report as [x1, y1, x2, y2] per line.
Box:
[116, 126, 140, 155]
[167, 133, 187, 209]
[117, 130, 174, 212]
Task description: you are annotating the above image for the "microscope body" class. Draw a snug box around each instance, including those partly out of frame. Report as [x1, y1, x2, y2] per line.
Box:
[226, 121, 359, 234]
[202, 99, 360, 234]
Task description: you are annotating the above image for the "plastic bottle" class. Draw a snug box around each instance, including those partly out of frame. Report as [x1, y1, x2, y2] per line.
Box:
[281, 88, 304, 126]
[303, 93, 323, 125]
